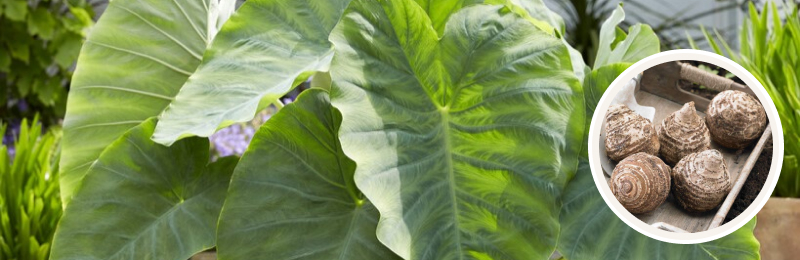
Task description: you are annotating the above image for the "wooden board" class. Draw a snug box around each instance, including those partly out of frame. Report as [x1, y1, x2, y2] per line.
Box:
[601, 91, 753, 233]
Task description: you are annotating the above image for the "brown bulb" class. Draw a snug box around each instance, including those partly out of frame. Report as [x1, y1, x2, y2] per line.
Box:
[605, 104, 660, 161]
[706, 90, 767, 149]
[658, 102, 711, 165]
[672, 149, 732, 212]
[610, 152, 671, 214]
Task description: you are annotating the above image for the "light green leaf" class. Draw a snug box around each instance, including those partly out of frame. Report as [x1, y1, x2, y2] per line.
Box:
[330, 1, 583, 259]
[151, 0, 352, 145]
[27, 7, 56, 40]
[53, 34, 82, 69]
[3, 0, 27, 21]
[60, 0, 234, 204]
[412, 0, 482, 35]
[505, 0, 564, 34]
[414, 0, 564, 36]
[217, 89, 400, 260]
[50, 119, 237, 260]
[593, 5, 660, 68]
[558, 161, 761, 260]
[64, 7, 94, 36]
[584, 63, 631, 117]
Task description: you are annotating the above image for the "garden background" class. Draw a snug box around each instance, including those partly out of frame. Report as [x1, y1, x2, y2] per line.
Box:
[1, 0, 798, 259]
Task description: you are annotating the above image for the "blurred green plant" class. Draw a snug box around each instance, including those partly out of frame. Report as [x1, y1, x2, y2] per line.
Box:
[697, 2, 800, 197]
[0, 0, 94, 125]
[0, 116, 62, 260]
[552, 0, 617, 66]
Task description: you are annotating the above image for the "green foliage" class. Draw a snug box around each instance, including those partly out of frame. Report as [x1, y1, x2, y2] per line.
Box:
[59, 0, 235, 205]
[0, 0, 93, 125]
[700, 2, 800, 197]
[51, 118, 237, 260]
[0, 117, 62, 260]
[558, 161, 761, 260]
[52, 1, 763, 260]
[558, 6, 760, 260]
[330, 1, 583, 258]
[151, 0, 352, 145]
[217, 89, 400, 259]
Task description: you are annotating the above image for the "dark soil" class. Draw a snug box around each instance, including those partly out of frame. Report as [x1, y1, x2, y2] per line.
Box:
[724, 139, 773, 223]
[678, 79, 720, 100]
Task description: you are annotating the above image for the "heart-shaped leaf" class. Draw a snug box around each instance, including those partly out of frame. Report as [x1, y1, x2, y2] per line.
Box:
[60, 0, 235, 204]
[330, 1, 584, 259]
[217, 89, 400, 260]
[51, 119, 237, 260]
[557, 161, 761, 260]
[151, 0, 352, 145]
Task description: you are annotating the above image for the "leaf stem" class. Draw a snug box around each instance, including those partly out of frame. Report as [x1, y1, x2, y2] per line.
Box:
[273, 99, 284, 110]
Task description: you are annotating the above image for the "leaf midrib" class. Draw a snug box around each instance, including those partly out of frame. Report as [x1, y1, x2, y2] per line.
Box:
[439, 107, 464, 260]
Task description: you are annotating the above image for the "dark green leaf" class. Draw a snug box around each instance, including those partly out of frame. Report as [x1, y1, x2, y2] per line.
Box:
[52, 33, 82, 69]
[27, 7, 56, 40]
[51, 119, 237, 260]
[558, 161, 761, 260]
[217, 89, 400, 260]
[0, 50, 10, 72]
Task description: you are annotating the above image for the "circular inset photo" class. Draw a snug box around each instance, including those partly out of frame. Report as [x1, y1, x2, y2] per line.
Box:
[588, 50, 784, 244]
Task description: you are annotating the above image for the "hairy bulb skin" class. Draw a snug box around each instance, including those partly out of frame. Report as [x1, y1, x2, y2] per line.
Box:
[605, 104, 660, 162]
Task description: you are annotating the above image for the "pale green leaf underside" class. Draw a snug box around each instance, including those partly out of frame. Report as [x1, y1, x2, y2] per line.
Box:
[217, 89, 400, 260]
[330, 1, 582, 259]
[51, 119, 237, 260]
[558, 162, 761, 260]
[60, 0, 233, 204]
[593, 5, 660, 68]
[151, 0, 352, 145]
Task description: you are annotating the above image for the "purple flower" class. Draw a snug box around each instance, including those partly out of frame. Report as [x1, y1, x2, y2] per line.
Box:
[209, 106, 277, 160]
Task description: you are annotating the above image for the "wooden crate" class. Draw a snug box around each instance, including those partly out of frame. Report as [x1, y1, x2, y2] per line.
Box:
[599, 62, 772, 233]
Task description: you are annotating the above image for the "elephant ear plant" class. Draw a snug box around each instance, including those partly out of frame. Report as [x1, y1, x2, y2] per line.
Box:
[51, 0, 761, 260]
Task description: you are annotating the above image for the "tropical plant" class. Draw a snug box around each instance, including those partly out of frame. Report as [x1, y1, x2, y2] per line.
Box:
[699, 2, 800, 197]
[0, 116, 62, 260]
[51, 0, 761, 259]
[0, 0, 94, 125]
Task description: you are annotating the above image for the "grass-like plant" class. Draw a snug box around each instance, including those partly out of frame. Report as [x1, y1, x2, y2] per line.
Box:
[0, 117, 62, 260]
[697, 2, 800, 197]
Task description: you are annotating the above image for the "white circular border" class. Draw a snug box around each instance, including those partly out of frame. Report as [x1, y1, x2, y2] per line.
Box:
[588, 49, 784, 244]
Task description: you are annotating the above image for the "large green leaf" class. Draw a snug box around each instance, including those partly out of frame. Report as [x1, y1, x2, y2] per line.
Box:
[503, 0, 564, 34]
[558, 161, 761, 260]
[151, 0, 352, 145]
[60, 0, 234, 204]
[216, 89, 400, 260]
[330, 1, 583, 259]
[592, 5, 659, 68]
[412, 0, 481, 36]
[50, 119, 238, 260]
